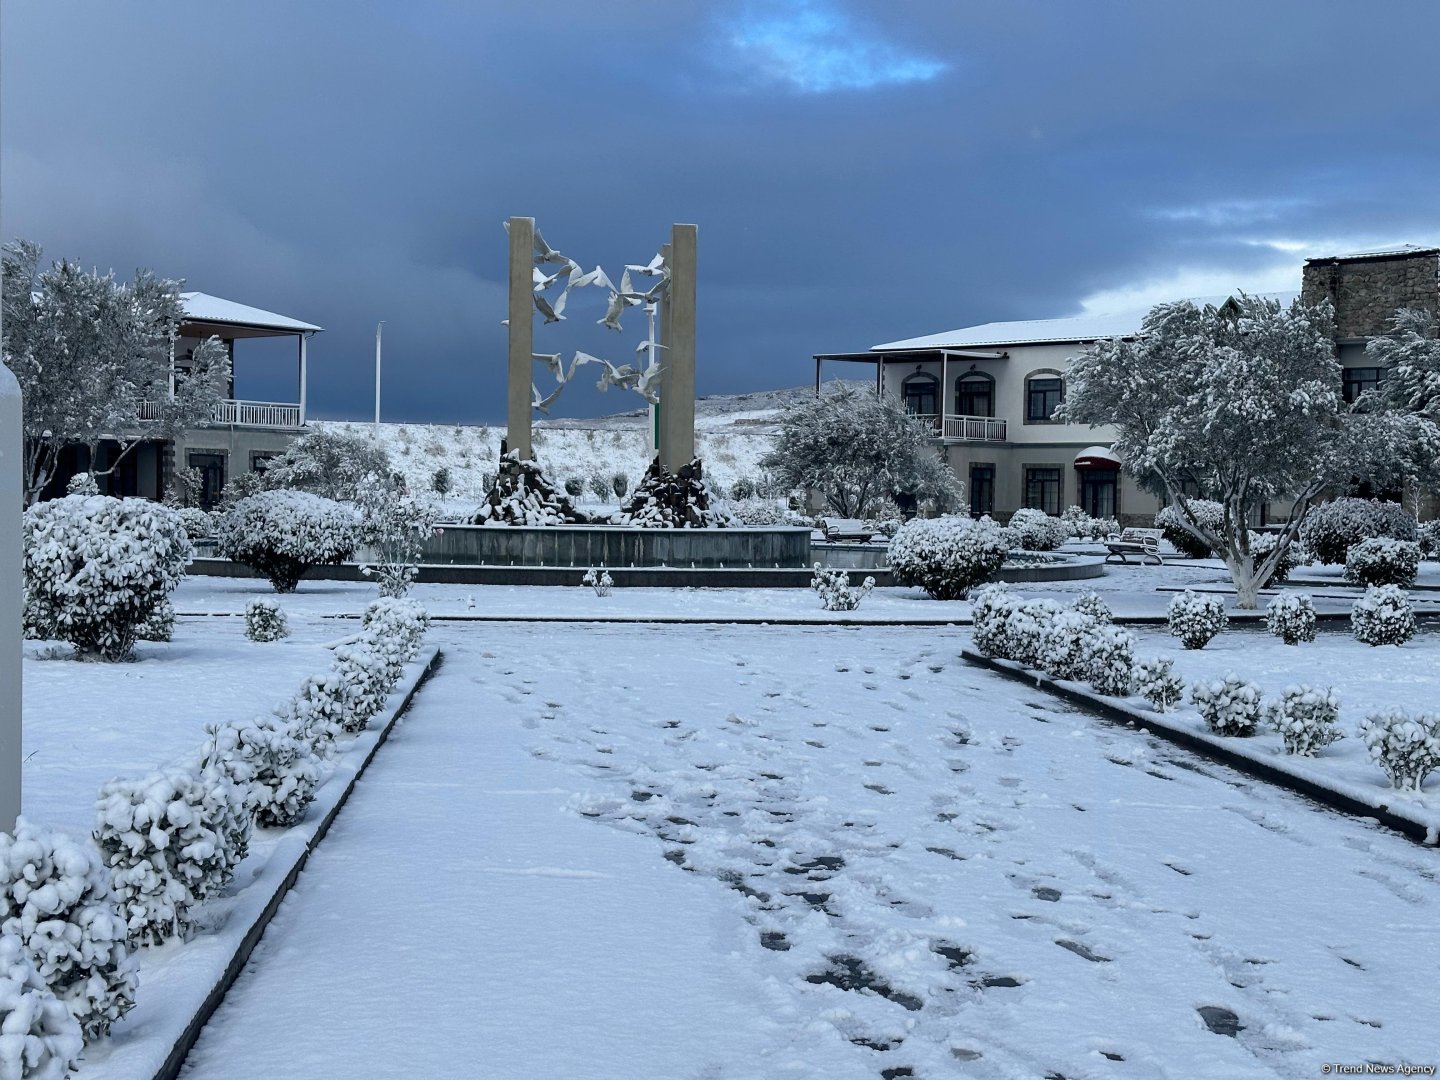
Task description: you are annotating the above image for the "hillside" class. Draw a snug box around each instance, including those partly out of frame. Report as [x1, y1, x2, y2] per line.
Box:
[309, 384, 826, 511]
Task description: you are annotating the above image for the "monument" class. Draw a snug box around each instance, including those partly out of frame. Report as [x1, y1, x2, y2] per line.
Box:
[472, 217, 730, 528]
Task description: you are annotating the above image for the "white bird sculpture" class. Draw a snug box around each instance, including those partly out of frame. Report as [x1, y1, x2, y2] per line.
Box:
[625, 253, 665, 277]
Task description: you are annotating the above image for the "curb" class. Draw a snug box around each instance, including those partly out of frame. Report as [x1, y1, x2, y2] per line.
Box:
[84, 647, 443, 1080]
[959, 647, 1439, 847]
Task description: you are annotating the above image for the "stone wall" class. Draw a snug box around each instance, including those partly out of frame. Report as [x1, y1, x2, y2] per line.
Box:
[1301, 250, 1440, 340]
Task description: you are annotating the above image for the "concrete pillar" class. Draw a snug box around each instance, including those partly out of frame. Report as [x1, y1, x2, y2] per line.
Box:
[506, 216, 535, 460]
[660, 224, 696, 471]
[656, 242, 671, 461]
[0, 360, 20, 831]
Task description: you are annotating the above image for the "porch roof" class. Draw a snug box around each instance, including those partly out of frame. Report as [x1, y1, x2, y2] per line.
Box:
[179, 292, 323, 339]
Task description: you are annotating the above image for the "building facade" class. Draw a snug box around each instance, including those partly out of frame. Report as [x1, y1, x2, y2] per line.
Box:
[815, 246, 1440, 526]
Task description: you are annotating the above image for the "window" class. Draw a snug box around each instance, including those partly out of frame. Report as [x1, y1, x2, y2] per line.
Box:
[1025, 374, 1064, 423]
[187, 451, 227, 511]
[955, 373, 994, 418]
[1023, 466, 1062, 516]
[969, 463, 995, 517]
[1342, 366, 1383, 405]
[251, 451, 280, 474]
[1078, 467, 1118, 519]
[902, 372, 938, 417]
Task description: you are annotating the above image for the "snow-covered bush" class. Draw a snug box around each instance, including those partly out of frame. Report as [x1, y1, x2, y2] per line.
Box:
[1060, 505, 1119, 541]
[93, 768, 235, 945]
[1133, 657, 1184, 712]
[244, 598, 288, 642]
[1417, 519, 1440, 559]
[1072, 591, 1112, 623]
[1350, 584, 1415, 646]
[274, 673, 349, 758]
[217, 490, 357, 593]
[0, 821, 135, 1040]
[1189, 675, 1262, 736]
[134, 597, 175, 643]
[330, 644, 390, 732]
[581, 568, 613, 597]
[1154, 500, 1223, 558]
[729, 500, 802, 526]
[1248, 530, 1301, 585]
[0, 934, 84, 1078]
[969, 585, 1018, 658]
[1344, 538, 1421, 588]
[888, 515, 1010, 600]
[361, 598, 429, 661]
[860, 515, 902, 540]
[1038, 609, 1101, 681]
[20, 589, 55, 643]
[1265, 592, 1316, 645]
[1005, 508, 1068, 551]
[1166, 590, 1227, 649]
[177, 507, 212, 540]
[998, 598, 1065, 668]
[203, 716, 320, 829]
[64, 474, 99, 497]
[1086, 624, 1135, 696]
[810, 564, 875, 611]
[1299, 497, 1416, 565]
[23, 495, 191, 661]
[1265, 685, 1343, 757]
[1358, 710, 1440, 791]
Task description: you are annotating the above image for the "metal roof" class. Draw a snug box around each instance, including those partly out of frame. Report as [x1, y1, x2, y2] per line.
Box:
[180, 292, 322, 334]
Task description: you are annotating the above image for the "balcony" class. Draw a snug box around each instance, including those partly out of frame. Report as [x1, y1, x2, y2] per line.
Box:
[137, 399, 304, 429]
[914, 413, 1008, 442]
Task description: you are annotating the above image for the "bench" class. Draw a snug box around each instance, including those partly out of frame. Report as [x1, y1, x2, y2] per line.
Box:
[819, 517, 877, 543]
[1103, 527, 1164, 565]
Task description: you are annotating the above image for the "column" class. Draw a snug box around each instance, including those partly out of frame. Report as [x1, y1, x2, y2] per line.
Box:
[660, 224, 696, 471]
[298, 333, 308, 425]
[0, 360, 20, 830]
[506, 216, 535, 460]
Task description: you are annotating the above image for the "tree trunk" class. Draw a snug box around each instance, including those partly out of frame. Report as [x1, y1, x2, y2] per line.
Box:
[1223, 553, 1260, 609]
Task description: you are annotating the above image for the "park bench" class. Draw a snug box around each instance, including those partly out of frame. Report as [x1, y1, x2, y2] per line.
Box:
[1103, 527, 1164, 565]
[819, 517, 877, 543]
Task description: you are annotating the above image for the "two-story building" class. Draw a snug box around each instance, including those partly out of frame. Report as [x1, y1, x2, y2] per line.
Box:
[44, 292, 320, 508]
[814, 246, 1440, 526]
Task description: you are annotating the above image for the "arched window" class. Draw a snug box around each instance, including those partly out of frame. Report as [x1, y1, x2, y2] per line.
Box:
[955, 372, 995, 418]
[902, 371, 939, 418]
[1025, 370, 1064, 423]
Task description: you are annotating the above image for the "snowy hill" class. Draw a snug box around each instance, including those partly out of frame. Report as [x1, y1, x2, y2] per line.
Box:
[309, 384, 836, 512]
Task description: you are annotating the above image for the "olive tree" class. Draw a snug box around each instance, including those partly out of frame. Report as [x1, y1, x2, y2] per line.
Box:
[1056, 295, 1440, 608]
[762, 383, 962, 517]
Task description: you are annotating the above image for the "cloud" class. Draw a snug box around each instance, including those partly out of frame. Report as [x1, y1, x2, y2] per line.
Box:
[719, 0, 947, 93]
[1075, 263, 1304, 318]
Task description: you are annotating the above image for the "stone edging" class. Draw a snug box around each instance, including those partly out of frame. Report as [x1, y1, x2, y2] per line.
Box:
[85, 646, 442, 1080]
[958, 647, 1438, 847]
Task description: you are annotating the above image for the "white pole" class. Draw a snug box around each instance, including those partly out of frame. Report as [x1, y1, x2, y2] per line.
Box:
[646, 302, 658, 452]
[0, 5, 20, 833]
[298, 333, 308, 425]
[373, 321, 384, 440]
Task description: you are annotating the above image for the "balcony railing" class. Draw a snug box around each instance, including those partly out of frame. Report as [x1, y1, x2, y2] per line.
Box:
[914, 413, 1007, 442]
[137, 399, 303, 429]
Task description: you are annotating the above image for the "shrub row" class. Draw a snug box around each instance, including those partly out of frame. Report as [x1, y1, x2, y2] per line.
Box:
[972, 586, 1135, 697]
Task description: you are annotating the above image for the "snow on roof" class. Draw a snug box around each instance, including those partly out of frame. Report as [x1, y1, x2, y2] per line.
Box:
[871, 292, 1297, 352]
[180, 292, 322, 333]
[1305, 245, 1440, 263]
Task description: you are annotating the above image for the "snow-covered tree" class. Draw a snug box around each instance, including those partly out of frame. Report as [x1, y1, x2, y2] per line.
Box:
[762, 383, 961, 517]
[1057, 295, 1440, 607]
[23, 495, 191, 661]
[256, 427, 397, 504]
[1360, 307, 1440, 420]
[2, 241, 230, 506]
[217, 490, 358, 592]
[354, 475, 438, 598]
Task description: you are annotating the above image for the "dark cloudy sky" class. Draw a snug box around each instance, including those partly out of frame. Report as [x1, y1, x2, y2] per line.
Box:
[6, 1, 1440, 423]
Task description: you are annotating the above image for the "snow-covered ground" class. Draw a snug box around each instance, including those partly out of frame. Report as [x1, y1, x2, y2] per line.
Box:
[176, 621, 1437, 1079]
[20, 567, 1440, 1077]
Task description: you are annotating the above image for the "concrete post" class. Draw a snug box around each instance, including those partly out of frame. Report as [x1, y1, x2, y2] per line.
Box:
[660, 225, 696, 471]
[298, 333, 308, 424]
[506, 216, 535, 460]
[0, 360, 20, 831]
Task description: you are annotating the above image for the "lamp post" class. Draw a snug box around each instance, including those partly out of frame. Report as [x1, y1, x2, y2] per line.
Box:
[373, 320, 384, 440]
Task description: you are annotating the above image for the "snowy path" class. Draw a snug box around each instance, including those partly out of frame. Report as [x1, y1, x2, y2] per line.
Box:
[178, 624, 1436, 1080]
